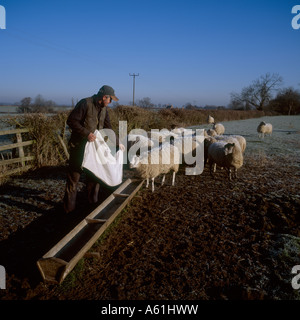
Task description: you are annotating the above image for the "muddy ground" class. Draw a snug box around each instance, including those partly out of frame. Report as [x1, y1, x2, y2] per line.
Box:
[0, 150, 299, 301]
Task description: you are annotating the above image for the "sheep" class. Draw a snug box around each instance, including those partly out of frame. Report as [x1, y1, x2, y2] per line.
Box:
[207, 115, 214, 124]
[204, 136, 217, 165]
[126, 134, 154, 166]
[230, 135, 246, 153]
[212, 123, 225, 135]
[147, 129, 173, 143]
[215, 135, 246, 153]
[257, 121, 273, 138]
[129, 143, 180, 192]
[128, 134, 154, 148]
[171, 127, 186, 135]
[206, 128, 217, 137]
[208, 135, 246, 174]
[173, 135, 199, 156]
[208, 140, 243, 180]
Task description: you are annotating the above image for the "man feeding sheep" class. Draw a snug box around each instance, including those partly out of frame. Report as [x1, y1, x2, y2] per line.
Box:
[63, 85, 125, 214]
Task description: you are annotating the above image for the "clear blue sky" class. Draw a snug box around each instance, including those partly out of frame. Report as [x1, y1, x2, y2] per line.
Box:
[0, 0, 299, 107]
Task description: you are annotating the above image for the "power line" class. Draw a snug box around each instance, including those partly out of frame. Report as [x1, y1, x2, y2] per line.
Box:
[4, 28, 99, 65]
[129, 73, 139, 106]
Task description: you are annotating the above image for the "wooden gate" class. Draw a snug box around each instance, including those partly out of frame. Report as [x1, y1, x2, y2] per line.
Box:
[0, 128, 35, 178]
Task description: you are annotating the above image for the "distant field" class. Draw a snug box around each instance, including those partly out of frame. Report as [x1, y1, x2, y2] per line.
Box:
[193, 115, 300, 159]
[0, 106, 18, 114]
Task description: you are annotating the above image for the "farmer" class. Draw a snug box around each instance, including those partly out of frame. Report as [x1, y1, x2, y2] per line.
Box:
[63, 85, 125, 214]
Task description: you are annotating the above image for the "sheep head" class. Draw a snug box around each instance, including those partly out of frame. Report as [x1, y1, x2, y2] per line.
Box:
[224, 143, 235, 155]
[129, 155, 140, 168]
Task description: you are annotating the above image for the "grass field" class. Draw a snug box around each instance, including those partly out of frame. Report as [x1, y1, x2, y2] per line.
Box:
[193, 115, 300, 158]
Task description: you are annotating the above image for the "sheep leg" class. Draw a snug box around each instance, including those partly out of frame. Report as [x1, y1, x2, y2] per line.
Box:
[172, 172, 176, 186]
[161, 175, 165, 186]
[146, 178, 149, 188]
[228, 168, 232, 181]
[151, 178, 155, 192]
[213, 163, 217, 172]
[234, 168, 238, 179]
[209, 162, 215, 178]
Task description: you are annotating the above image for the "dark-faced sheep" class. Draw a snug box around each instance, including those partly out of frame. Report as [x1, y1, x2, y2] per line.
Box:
[257, 121, 273, 138]
[208, 140, 243, 180]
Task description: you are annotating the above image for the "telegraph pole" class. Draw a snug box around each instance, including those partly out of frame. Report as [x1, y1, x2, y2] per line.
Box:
[129, 73, 139, 106]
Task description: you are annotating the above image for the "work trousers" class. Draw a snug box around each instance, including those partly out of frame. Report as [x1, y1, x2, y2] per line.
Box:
[63, 140, 100, 213]
[63, 169, 100, 213]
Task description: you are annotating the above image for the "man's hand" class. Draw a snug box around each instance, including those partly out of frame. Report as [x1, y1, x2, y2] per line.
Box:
[119, 143, 125, 152]
[88, 133, 125, 151]
[87, 132, 96, 142]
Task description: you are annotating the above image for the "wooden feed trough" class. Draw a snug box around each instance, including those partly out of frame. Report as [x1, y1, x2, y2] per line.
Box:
[37, 178, 144, 284]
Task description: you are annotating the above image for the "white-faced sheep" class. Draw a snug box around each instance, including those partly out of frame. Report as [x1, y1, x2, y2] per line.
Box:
[208, 140, 243, 180]
[130, 143, 180, 192]
[257, 121, 273, 138]
[212, 123, 225, 135]
[207, 115, 214, 124]
[126, 134, 154, 166]
[128, 134, 154, 148]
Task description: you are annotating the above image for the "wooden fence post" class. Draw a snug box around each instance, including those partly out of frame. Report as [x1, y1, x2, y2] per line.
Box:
[16, 132, 25, 167]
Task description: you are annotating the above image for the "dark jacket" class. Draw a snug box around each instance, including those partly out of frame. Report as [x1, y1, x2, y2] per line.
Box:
[67, 95, 114, 146]
[66, 95, 119, 171]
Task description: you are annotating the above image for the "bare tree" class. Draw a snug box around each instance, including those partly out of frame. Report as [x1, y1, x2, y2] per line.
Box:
[18, 97, 32, 113]
[231, 73, 283, 111]
[269, 87, 300, 115]
[31, 94, 56, 113]
[138, 97, 155, 108]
